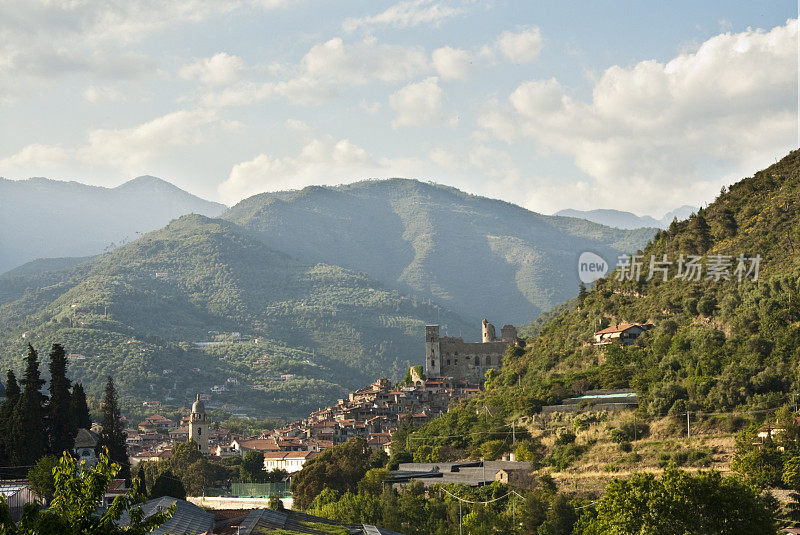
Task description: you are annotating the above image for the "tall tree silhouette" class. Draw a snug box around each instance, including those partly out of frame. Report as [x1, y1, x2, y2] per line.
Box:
[99, 377, 128, 479]
[0, 371, 20, 466]
[69, 383, 92, 431]
[11, 344, 47, 466]
[47, 343, 75, 455]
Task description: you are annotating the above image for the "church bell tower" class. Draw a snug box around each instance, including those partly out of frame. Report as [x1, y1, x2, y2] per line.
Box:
[189, 394, 209, 453]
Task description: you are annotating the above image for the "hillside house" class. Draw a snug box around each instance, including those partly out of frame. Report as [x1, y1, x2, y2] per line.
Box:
[593, 323, 654, 345]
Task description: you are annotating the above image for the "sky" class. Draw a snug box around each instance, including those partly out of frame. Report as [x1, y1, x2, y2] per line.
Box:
[0, 1, 797, 217]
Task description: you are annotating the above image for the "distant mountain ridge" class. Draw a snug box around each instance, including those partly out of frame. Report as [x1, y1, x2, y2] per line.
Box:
[0, 175, 226, 274]
[554, 206, 697, 230]
[223, 178, 657, 324]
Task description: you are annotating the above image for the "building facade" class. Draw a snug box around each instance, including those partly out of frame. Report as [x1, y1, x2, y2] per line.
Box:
[425, 319, 517, 382]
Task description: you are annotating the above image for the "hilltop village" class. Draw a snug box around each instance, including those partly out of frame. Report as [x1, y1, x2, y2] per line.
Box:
[124, 320, 519, 472]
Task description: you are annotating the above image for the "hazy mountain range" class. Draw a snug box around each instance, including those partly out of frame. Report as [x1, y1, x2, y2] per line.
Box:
[223, 179, 656, 324]
[554, 206, 697, 230]
[0, 175, 226, 274]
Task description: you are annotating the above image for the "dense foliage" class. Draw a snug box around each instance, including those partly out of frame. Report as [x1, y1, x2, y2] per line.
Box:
[407, 150, 800, 459]
[575, 468, 777, 534]
[0, 450, 172, 535]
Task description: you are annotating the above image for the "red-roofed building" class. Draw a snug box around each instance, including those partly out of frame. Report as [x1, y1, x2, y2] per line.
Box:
[593, 323, 654, 345]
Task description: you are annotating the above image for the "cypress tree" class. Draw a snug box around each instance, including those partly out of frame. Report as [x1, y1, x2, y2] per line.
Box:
[47, 343, 75, 456]
[0, 371, 20, 466]
[69, 383, 92, 431]
[11, 344, 47, 467]
[99, 377, 128, 479]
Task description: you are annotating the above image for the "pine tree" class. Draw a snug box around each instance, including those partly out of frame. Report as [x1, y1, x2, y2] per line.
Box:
[577, 282, 588, 307]
[99, 377, 129, 479]
[69, 383, 92, 431]
[0, 371, 20, 466]
[692, 213, 712, 253]
[47, 343, 76, 456]
[11, 344, 47, 466]
[719, 208, 738, 238]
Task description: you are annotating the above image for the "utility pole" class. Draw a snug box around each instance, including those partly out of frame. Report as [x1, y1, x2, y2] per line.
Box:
[686, 411, 690, 438]
[512, 421, 516, 445]
[459, 501, 462, 535]
[633, 413, 637, 441]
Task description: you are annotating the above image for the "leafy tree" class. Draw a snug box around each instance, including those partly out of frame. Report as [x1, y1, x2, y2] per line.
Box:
[47, 344, 75, 456]
[731, 435, 784, 488]
[11, 344, 47, 466]
[576, 468, 777, 534]
[69, 383, 92, 431]
[268, 494, 284, 510]
[0, 450, 173, 534]
[27, 455, 59, 502]
[358, 468, 391, 496]
[240, 450, 266, 483]
[98, 377, 128, 480]
[291, 437, 372, 509]
[149, 469, 186, 500]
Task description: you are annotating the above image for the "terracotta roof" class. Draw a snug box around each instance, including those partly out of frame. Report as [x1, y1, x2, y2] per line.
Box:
[594, 323, 639, 335]
[238, 439, 279, 451]
[263, 451, 318, 460]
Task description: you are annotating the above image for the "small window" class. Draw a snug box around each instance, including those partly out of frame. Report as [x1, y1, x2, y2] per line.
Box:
[454, 359, 458, 365]
[198, 428, 202, 436]
[431, 360, 435, 366]
[446, 359, 451, 365]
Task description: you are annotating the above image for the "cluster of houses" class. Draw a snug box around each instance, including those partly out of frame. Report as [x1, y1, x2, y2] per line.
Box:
[124, 374, 483, 475]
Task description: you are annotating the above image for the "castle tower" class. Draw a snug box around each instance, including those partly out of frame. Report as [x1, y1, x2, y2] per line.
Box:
[501, 324, 518, 342]
[189, 394, 209, 453]
[425, 325, 441, 377]
[481, 319, 497, 343]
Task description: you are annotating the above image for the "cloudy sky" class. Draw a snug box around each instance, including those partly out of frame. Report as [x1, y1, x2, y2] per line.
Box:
[0, 1, 796, 216]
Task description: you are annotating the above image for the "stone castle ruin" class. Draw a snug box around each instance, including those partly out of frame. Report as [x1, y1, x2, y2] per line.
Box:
[425, 319, 518, 382]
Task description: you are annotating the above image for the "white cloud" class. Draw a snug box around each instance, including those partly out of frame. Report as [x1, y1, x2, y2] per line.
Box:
[432, 46, 471, 80]
[390, 77, 455, 128]
[342, 0, 465, 32]
[481, 19, 798, 213]
[360, 101, 382, 114]
[219, 137, 374, 202]
[83, 85, 127, 103]
[217, 135, 449, 203]
[301, 37, 429, 85]
[0, 109, 218, 174]
[496, 27, 543, 63]
[286, 119, 312, 132]
[0, 1, 289, 102]
[201, 36, 431, 106]
[179, 53, 245, 85]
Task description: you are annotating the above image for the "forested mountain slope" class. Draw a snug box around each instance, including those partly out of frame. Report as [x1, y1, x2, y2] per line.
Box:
[223, 179, 656, 324]
[412, 149, 800, 454]
[0, 175, 226, 274]
[0, 215, 470, 418]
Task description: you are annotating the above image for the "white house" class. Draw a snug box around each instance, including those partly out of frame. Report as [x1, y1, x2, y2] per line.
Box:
[263, 451, 318, 474]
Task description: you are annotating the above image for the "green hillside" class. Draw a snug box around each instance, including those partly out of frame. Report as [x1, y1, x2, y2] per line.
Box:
[0, 215, 471, 419]
[408, 149, 800, 461]
[223, 179, 656, 325]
